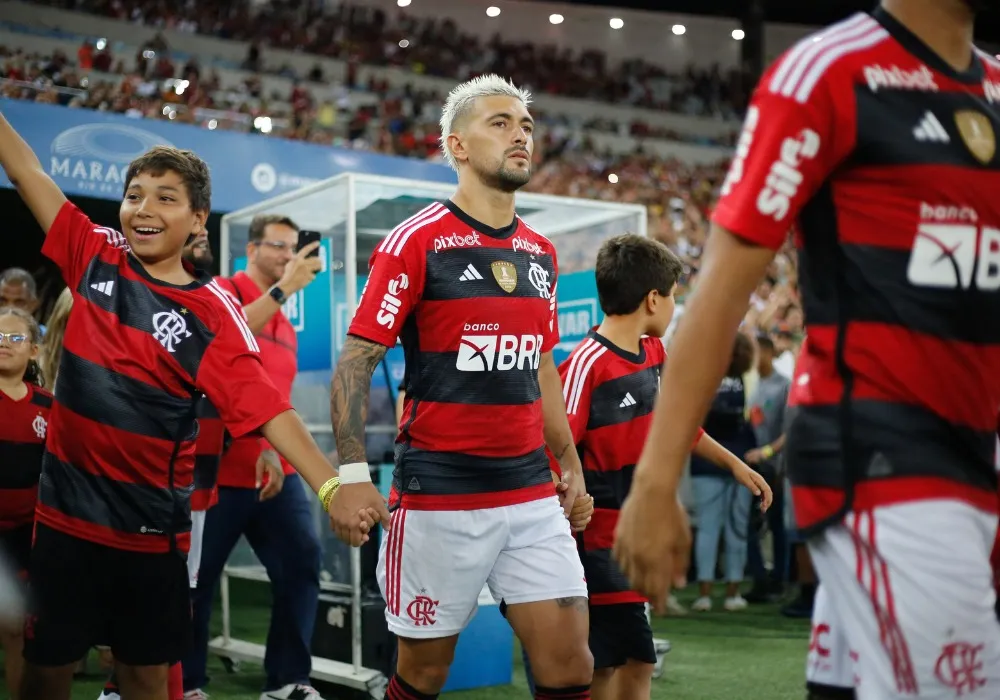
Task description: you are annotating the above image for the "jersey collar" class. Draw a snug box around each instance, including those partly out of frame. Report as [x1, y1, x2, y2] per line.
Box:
[872, 7, 983, 85]
[443, 200, 518, 240]
[588, 327, 646, 365]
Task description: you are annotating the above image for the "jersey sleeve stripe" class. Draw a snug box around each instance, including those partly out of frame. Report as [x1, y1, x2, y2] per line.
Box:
[206, 281, 260, 353]
[769, 13, 874, 98]
[562, 338, 597, 407]
[569, 345, 607, 416]
[389, 207, 451, 257]
[793, 27, 889, 103]
[378, 203, 445, 255]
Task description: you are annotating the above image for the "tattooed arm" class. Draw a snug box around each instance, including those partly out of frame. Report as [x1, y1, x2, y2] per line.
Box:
[330, 334, 390, 464]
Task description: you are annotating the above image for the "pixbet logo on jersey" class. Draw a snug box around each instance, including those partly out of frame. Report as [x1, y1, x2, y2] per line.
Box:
[376, 273, 409, 329]
[756, 128, 821, 222]
[512, 237, 544, 256]
[456, 324, 542, 372]
[434, 231, 481, 253]
[906, 203, 1000, 290]
[863, 64, 938, 93]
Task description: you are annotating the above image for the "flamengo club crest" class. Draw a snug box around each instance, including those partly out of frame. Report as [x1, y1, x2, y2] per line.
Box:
[954, 110, 996, 165]
[32, 413, 47, 439]
[152, 309, 192, 353]
[491, 261, 518, 293]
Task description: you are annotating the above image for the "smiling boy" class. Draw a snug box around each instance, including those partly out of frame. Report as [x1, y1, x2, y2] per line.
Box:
[0, 110, 387, 700]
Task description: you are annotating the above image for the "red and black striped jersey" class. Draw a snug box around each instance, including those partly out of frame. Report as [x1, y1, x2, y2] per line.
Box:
[556, 330, 704, 605]
[39, 202, 292, 553]
[191, 397, 226, 512]
[712, 8, 1000, 533]
[348, 200, 559, 510]
[0, 384, 52, 531]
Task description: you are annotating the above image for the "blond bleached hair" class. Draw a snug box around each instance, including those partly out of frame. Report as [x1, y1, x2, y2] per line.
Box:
[439, 74, 532, 171]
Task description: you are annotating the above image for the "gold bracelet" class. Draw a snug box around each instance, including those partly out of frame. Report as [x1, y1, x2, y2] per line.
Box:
[318, 477, 340, 511]
[761, 445, 775, 459]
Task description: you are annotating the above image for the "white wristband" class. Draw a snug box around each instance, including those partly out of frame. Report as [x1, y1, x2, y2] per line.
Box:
[338, 462, 372, 485]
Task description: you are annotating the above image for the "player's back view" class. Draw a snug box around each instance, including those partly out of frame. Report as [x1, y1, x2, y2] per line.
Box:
[612, 2, 1000, 699]
[330, 75, 594, 700]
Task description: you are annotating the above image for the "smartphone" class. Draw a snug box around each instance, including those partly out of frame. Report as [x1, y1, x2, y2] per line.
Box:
[297, 230, 322, 257]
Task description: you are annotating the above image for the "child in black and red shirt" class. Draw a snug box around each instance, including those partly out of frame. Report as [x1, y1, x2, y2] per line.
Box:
[556, 235, 771, 700]
[0, 106, 386, 700]
[0, 306, 52, 698]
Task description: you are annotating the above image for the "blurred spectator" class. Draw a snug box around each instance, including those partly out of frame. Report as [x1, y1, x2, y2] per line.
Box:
[689, 331, 757, 613]
[0, 268, 44, 333]
[743, 334, 790, 603]
[38, 287, 73, 393]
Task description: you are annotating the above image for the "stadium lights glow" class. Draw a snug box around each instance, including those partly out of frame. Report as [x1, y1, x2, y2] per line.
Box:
[399, 39, 410, 48]
[732, 29, 745, 40]
[254, 116, 273, 134]
[610, 18, 624, 29]
[608, 173, 619, 184]
[486, 6, 501, 17]
[672, 24, 686, 35]
[397, 0, 411, 6]
[549, 13, 564, 25]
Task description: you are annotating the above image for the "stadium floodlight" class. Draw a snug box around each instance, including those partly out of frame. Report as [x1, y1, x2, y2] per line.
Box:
[487, 6, 501, 17]
[549, 13, 564, 24]
[610, 18, 624, 29]
[672, 24, 686, 35]
[733, 29, 745, 40]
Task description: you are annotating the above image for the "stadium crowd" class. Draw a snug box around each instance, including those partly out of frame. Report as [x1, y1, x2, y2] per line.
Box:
[29, 0, 753, 125]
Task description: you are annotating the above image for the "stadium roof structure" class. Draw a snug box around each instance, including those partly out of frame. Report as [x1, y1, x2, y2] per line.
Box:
[551, 1, 1000, 45]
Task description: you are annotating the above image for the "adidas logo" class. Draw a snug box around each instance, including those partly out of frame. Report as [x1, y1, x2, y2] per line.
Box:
[90, 281, 114, 296]
[619, 392, 637, 408]
[913, 111, 950, 143]
[459, 264, 483, 282]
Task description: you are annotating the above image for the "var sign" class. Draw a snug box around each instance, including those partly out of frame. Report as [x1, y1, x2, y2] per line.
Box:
[556, 298, 598, 354]
[282, 290, 306, 332]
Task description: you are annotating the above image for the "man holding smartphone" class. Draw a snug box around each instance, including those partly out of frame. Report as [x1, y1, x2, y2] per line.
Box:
[182, 214, 328, 700]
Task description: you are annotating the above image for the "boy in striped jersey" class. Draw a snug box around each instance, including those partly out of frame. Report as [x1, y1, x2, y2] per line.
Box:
[0, 108, 385, 700]
[559, 234, 771, 700]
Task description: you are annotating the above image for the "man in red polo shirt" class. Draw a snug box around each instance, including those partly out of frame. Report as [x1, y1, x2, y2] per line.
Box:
[182, 214, 326, 700]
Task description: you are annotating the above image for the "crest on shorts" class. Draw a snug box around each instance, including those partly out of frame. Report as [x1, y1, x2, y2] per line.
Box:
[954, 110, 996, 164]
[491, 261, 518, 293]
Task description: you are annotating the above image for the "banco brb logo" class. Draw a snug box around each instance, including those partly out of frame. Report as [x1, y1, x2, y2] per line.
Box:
[455, 332, 542, 372]
[907, 222, 1000, 290]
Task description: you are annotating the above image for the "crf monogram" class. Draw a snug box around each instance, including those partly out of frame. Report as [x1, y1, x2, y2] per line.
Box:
[934, 642, 986, 696]
[406, 595, 439, 626]
[32, 414, 47, 440]
[152, 309, 192, 353]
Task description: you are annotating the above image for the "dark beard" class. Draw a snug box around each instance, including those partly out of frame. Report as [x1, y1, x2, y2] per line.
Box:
[486, 163, 531, 193]
[183, 249, 214, 272]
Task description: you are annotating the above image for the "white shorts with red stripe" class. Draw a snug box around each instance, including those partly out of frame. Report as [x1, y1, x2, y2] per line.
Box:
[808, 500, 1000, 699]
[807, 584, 857, 691]
[377, 495, 587, 638]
